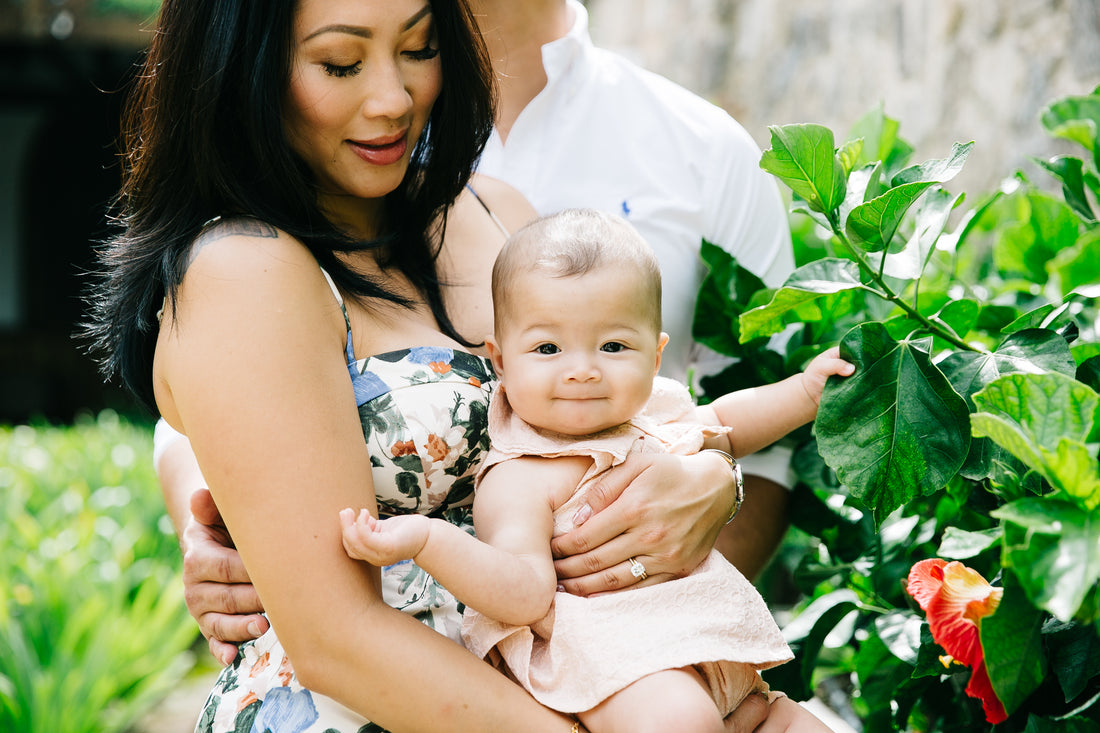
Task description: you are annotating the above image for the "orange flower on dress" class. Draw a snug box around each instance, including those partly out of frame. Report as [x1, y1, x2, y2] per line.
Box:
[468, 376, 481, 388]
[391, 440, 416, 457]
[906, 558, 1006, 724]
[429, 361, 452, 375]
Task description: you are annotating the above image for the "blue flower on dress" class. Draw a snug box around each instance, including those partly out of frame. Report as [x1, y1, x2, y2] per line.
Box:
[249, 686, 318, 733]
[351, 367, 391, 406]
[407, 346, 454, 366]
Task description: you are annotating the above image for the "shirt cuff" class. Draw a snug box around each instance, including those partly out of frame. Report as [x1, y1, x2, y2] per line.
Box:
[737, 445, 793, 490]
[152, 417, 187, 467]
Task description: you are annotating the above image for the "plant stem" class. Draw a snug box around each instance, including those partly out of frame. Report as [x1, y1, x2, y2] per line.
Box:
[835, 228, 982, 353]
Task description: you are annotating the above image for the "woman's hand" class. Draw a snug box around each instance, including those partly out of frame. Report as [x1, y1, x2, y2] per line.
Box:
[181, 489, 267, 665]
[725, 693, 770, 732]
[549, 451, 736, 596]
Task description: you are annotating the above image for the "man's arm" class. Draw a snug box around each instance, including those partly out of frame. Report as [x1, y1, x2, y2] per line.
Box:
[154, 426, 267, 665]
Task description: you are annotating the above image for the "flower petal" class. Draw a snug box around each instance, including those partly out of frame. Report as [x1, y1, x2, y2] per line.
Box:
[906, 558, 947, 611]
[966, 659, 1008, 724]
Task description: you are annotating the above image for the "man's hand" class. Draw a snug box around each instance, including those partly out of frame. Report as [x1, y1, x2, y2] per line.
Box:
[182, 489, 267, 665]
[549, 451, 734, 596]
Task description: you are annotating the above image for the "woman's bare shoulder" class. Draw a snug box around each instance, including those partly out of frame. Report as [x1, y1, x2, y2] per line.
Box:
[463, 174, 538, 232]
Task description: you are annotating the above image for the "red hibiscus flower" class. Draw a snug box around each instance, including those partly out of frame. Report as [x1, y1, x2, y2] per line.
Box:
[907, 558, 1006, 724]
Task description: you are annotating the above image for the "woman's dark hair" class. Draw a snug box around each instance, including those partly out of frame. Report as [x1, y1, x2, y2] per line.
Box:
[83, 0, 495, 411]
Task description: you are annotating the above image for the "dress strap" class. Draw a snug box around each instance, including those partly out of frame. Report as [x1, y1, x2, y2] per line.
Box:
[465, 183, 510, 237]
[320, 267, 356, 363]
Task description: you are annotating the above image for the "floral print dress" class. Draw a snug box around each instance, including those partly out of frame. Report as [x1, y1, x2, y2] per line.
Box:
[195, 274, 494, 733]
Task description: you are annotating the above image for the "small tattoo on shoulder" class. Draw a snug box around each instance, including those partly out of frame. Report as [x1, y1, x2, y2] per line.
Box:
[189, 217, 279, 264]
[196, 217, 278, 246]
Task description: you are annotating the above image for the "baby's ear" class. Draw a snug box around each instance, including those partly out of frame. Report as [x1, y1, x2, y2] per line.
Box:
[654, 332, 670, 374]
[485, 335, 506, 380]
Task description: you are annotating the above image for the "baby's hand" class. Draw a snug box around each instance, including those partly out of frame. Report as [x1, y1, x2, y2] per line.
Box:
[800, 346, 855, 406]
[339, 508, 431, 566]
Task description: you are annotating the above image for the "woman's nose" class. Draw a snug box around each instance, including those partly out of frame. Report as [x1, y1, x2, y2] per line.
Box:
[361, 60, 413, 120]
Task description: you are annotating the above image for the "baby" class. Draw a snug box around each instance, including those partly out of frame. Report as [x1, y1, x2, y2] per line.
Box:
[341, 209, 850, 733]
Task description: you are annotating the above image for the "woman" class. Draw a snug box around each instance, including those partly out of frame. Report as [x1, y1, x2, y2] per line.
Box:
[86, 0, 759, 730]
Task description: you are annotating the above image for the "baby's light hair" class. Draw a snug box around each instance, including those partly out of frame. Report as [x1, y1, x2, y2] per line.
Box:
[492, 208, 663, 333]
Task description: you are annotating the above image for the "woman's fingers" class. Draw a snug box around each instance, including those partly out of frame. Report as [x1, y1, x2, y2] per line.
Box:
[556, 553, 668, 596]
[723, 692, 770, 732]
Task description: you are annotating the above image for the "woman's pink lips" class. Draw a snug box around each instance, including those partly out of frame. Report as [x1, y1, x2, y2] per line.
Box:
[349, 134, 408, 166]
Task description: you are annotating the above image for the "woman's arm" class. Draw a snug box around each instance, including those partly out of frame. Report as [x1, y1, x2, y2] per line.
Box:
[340, 455, 585, 626]
[155, 228, 571, 732]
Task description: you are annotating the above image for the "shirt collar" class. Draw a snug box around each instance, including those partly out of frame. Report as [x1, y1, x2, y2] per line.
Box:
[540, 0, 593, 86]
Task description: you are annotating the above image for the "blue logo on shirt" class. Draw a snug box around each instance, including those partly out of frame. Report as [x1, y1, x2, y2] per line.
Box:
[620, 200, 631, 217]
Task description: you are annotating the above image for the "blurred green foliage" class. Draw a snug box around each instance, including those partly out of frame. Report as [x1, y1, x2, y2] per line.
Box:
[0, 411, 200, 733]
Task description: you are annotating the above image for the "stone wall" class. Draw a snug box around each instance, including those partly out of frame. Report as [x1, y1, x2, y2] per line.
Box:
[585, 0, 1100, 195]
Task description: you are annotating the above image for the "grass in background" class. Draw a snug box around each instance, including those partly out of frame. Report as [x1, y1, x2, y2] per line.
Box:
[0, 410, 201, 733]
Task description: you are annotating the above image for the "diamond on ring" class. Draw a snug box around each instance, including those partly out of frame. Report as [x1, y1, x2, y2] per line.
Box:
[628, 557, 647, 580]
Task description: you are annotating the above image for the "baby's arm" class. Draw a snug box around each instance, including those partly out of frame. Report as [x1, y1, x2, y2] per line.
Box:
[340, 456, 583, 626]
[696, 346, 854, 457]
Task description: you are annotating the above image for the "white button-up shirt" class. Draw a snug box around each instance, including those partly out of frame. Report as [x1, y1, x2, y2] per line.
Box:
[477, 1, 794, 386]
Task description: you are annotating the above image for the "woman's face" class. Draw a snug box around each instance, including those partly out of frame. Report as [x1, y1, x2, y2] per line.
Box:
[286, 0, 443, 220]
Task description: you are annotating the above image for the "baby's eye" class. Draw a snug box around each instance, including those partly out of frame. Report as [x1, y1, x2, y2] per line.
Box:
[535, 344, 560, 355]
[322, 61, 362, 78]
[600, 342, 626, 353]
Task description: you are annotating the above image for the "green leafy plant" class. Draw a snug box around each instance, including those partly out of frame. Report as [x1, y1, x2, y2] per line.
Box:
[0, 411, 200, 733]
[696, 87, 1100, 730]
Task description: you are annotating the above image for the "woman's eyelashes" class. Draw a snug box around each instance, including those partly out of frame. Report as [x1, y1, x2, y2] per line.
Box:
[320, 44, 436, 78]
[322, 61, 362, 78]
[404, 45, 440, 61]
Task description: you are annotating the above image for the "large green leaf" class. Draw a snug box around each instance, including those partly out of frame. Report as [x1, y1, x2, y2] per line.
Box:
[816, 323, 971, 524]
[971, 372, 1100, 508]
[1025, 716, 1100, 733]
[846, 103, 914, 177]
[739, 259, 863, 341]
[765, 589, 859, 700]
[993, 191, 1082, 283]
[693, 240, 768, 354]
[1036, 155, 1098, 222]
[880, 187, 963, 279]
[942, 330, 1077, 407]
[845, 142, 973, 252]
[1041, 91, 1100, 168]
[937, 526, 1002, 559]
[981, 570, 1047, 716]
[1045, 619, 1100, 702]
[1051, 227, 1100, 295]
[760, 124, 847, 217]
[995, 499, 1100, 622]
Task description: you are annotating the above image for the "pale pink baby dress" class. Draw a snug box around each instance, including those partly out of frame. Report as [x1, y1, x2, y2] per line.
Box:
[461, 377, 794, 715]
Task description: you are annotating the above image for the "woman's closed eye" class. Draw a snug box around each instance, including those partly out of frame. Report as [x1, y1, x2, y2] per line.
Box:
[322, 61, 362, 78]
[403, 45, 440, 61]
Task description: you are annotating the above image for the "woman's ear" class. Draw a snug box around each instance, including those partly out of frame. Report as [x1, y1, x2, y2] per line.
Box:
[485, 335, 506, 381]
[654, 332, 669, 375]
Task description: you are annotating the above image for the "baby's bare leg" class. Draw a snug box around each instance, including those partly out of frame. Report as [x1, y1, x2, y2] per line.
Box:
[578, 668, 724, 733]
[755, 694, 836, 732]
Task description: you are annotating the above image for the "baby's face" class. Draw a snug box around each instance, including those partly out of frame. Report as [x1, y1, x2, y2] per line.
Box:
[489, 268, 667, 436]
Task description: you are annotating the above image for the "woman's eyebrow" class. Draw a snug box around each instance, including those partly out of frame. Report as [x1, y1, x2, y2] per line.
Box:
[302, 6, 433, 43]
